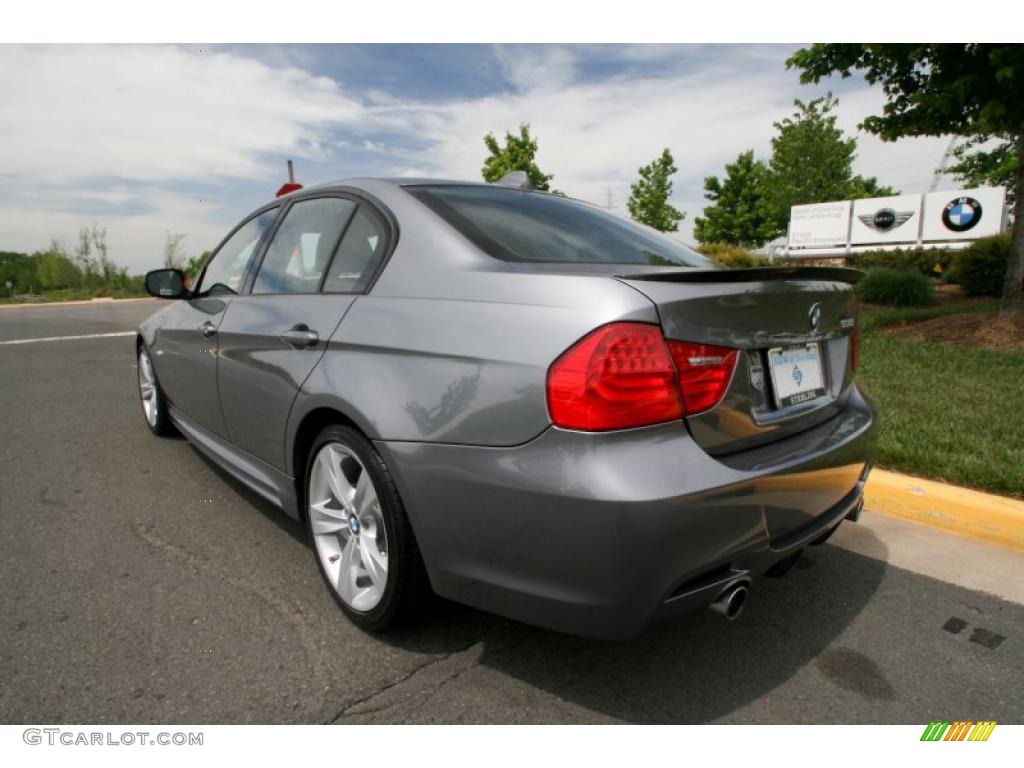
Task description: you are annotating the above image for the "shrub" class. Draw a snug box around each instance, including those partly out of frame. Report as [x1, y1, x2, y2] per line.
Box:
[699, 242, 773, 269]
[953, 232, 1013, 297]
[849, 247, 954, 278]
[856, 268, 936, 307]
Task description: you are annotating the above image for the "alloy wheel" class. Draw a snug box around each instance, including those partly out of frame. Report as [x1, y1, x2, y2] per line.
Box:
[138, 349, 158, 427]
[308, 442, 389, 611]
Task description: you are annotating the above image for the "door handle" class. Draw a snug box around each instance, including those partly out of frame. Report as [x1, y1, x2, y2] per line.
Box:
[197, 320, 217, 338]
[280, 324, 319, 349]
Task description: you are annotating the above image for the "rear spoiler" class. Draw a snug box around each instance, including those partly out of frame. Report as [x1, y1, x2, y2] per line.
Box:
[618, 266, 864, 285]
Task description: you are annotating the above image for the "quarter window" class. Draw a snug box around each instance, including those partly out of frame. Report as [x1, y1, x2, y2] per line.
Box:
[253, 198, 357, 295]
[197, 209, 278, 296]
[322, 208, 388, 293]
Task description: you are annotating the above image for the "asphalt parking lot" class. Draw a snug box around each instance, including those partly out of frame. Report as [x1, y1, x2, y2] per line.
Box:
[1, 299, 1022, 724]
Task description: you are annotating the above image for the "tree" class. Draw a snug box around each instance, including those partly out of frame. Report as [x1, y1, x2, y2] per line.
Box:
[627, 148, 685, 232]
[481, 124, 555, 192]
[90, 225, 117, 283]
[693, 150, 774, 247]
[0, 251, 38, 293]
[762, 94, 892, 235]
[847, 175, 898, 200]
[186, 251, 209, 278]
[788, 44, 1024, 313]
[162, 232, 188, 270]
[948, 139, 1017, 203]
[36, 244, 80, 290]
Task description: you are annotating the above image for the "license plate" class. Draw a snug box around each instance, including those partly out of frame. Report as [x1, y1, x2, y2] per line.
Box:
[767, 343, 827, 408]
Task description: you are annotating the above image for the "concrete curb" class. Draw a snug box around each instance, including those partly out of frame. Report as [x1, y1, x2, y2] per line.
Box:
[865, 469, 1024, 552]
[0, 297, 156, 310]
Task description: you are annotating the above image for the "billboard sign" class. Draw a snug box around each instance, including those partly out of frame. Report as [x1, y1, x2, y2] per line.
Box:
[787, 187, 1006, 252]
[851, 194, 922, 245]
[921, 187, 1006, 242]
[787, 201, 851, 249]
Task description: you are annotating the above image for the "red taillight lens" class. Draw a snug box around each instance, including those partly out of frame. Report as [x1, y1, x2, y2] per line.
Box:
[666, 341, 738, 415]
[850, 329, 859, 372]
[547, 323, 684, 430]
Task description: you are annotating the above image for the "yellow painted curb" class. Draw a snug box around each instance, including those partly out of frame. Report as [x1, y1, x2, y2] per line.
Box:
[865, 469, 1024, 552]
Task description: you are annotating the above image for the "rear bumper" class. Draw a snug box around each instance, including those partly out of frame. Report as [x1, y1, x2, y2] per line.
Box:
[377, 384, 877, 640]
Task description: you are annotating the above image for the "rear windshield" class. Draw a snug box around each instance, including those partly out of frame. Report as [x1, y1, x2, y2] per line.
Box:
[405, 184, 714, 267]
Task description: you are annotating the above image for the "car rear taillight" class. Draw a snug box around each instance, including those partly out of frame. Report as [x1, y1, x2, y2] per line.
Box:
[850, 329, 859, 373]
[666, 341, 738, 415]
[546, 323, 684, 431]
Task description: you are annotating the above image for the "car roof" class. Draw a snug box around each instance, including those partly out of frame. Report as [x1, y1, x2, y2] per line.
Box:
[296, 177, 494, 193]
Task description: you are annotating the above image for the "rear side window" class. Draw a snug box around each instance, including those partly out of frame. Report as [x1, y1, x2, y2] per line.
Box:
[322, 208, 388, 293]
[253, 198, 357, 295]
[405, 185, 714, 267]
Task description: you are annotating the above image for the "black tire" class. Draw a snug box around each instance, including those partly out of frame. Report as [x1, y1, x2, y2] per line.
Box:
[304, 424, 429, 631]
[137, 344, 176, 437]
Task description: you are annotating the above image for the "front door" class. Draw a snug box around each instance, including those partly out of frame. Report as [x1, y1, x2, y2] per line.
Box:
[154, 207, 278, 436]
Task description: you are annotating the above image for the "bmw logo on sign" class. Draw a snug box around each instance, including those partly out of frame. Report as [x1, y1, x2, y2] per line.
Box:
[942, 196, 983, 233]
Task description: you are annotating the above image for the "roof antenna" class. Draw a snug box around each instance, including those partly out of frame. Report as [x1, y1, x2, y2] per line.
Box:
[276, 160, 304, 197]
[494, 170, 533, 189]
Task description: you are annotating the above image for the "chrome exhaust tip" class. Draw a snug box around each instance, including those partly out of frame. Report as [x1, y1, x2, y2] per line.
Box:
[710, 582, 749, 621]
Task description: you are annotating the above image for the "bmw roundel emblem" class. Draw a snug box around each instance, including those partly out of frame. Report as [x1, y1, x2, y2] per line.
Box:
[942, 196, 982, 233]
[808, 303, 822, 331]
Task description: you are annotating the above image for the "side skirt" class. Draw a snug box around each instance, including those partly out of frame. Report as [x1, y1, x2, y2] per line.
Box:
[168, 405, 301, 520]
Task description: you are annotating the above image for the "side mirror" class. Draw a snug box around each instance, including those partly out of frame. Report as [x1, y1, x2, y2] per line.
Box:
[145, 268, 189, 299]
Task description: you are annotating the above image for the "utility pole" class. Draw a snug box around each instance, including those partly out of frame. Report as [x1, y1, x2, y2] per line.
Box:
[604, 187, 615, 211]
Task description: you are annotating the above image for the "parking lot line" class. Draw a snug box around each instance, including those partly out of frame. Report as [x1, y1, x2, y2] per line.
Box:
[0, 331, 135, 346]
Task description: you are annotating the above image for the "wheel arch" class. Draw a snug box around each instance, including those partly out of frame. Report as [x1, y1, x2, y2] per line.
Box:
[289, 405, 365, 521]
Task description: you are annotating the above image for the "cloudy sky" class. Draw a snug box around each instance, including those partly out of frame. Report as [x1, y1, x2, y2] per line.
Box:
[0, 43, 961, 272]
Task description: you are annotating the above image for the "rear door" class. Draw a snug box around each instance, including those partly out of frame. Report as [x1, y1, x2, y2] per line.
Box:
[216, 196, 391, 470]
[154, 207, 278, 436]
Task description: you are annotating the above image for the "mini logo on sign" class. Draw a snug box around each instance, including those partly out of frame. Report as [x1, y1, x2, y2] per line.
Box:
[942, 197, 983, 232]
[858, 207, 914, 232]
[808, 303, 822, 331]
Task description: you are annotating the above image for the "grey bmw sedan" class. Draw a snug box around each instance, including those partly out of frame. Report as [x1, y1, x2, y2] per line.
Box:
[137, 177, 876, 640]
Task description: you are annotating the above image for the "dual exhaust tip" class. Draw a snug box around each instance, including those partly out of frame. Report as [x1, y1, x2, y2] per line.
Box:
[710, 580, 750, 621]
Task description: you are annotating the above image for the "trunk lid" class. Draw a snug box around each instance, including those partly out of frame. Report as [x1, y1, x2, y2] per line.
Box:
[617, 266, 861, 456]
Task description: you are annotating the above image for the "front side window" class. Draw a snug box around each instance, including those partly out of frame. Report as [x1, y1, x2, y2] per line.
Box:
[321, 207, 388, 293]
[405, 184, 714, 267]
[253, 198, 357, 295]
[198, 208, 278, 295]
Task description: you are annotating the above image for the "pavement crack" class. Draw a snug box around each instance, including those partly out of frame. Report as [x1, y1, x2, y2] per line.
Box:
[324, 640, 483, 724]
[132, 521, 329, 693]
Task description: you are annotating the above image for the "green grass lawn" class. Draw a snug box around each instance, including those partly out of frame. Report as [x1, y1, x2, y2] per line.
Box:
[858, 302, 1024, 498]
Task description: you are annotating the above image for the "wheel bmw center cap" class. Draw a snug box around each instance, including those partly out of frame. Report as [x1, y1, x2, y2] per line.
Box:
[348, 516, 360, 535]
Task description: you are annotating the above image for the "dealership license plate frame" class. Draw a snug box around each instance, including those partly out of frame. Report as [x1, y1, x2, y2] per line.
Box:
[767, 342, 828, 409]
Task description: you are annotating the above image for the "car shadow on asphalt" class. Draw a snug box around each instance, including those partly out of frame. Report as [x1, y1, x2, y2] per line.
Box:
[189, 443, 893, 723]
[369, 530, 892, 723]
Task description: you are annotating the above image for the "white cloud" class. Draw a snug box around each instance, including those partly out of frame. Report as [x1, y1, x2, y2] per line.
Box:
[0, 45, 364, 184]
[493, 45, 578, 91]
